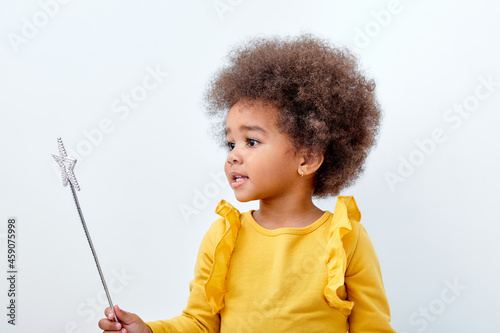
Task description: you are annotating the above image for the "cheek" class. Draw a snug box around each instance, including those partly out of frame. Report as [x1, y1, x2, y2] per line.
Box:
[272, 153, 300, 178]
[224, 161, 230, 179]
[259, 154, 291, 177]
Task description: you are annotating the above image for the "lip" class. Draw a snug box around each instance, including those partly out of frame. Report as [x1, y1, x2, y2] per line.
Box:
[229, 171, 249, 189]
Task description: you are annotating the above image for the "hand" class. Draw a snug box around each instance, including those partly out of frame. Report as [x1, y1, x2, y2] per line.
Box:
[98, 305, 152, 333]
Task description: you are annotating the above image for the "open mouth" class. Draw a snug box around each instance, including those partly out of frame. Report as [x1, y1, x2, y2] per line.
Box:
[233, 175, 248, 182]
[230, 173, 249, 188]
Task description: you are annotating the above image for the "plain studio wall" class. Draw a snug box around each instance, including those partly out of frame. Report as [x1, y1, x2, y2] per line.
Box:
[1, 1, 499, 332]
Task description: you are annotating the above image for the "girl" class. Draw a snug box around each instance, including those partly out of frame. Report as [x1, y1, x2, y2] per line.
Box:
[99, 34, 395, 333]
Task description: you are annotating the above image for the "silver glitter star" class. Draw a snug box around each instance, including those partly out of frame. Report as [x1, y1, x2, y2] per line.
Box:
[52, 137, 80, 191]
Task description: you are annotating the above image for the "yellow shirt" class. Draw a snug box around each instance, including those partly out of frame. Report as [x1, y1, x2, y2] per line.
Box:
[147, 196, 395, 333]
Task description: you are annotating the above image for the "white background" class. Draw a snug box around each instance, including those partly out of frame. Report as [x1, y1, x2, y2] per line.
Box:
[1, 0, 499, 332]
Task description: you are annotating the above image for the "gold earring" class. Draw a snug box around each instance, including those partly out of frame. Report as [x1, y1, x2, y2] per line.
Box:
[301, 171, 304, 177]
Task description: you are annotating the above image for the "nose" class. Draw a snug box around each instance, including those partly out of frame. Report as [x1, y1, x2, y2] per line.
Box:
[227, 146, 242, 165]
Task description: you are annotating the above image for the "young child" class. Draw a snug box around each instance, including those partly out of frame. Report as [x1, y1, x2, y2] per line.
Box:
[99, 34, 395, 333]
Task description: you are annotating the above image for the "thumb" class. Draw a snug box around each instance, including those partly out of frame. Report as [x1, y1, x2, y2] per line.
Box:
[112, 305, 136, 324]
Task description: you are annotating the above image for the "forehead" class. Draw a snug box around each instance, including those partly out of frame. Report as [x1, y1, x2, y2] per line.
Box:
[225, 100, 279, 130]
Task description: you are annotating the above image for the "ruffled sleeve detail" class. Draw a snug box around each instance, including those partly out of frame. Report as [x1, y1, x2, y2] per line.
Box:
[203, 199, 241, 314]
[324, 195, 361, 316]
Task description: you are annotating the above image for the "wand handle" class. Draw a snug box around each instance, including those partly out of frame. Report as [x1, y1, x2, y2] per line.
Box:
[69, 182, 119, 323]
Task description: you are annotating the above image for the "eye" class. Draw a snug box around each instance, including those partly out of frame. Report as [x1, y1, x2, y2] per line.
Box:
[247, 138, 260, 147]
[226, 141, 235, 151]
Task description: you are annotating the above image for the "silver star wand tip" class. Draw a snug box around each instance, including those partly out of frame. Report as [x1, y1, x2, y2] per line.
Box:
[52, 137, 118, 323]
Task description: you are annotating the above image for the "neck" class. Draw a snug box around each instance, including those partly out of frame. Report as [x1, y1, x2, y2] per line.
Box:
[253, 192, 324, 230]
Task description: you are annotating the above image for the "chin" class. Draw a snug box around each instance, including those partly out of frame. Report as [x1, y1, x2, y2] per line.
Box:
[235, 196, 253, 203]
[234, 192, 257, 203]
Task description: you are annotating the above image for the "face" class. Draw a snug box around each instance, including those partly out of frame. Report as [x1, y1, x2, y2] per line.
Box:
[224, 100, 303, 202]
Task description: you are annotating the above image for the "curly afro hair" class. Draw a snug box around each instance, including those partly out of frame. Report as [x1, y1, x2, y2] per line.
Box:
[204, 34, 381, 198]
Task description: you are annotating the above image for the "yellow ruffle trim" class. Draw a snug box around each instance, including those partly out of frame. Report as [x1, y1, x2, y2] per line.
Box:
[204, 197, 361, 316]
[323, 195, 361, 316]
[204, 199, 241, 314]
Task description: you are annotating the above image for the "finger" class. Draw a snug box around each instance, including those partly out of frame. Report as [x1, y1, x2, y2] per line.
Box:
[114, 305, 136, 324]
[104, 306, 114, 318]
[107, 310, 116, 321]
[106, 305, 123, 321]
[98, 318, 122, 331]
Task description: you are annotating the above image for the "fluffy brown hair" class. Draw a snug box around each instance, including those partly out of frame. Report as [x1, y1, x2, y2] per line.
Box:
[204, 34, 381, 197]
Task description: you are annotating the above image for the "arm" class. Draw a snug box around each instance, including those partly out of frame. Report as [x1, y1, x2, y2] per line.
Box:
[146, 221, 222, 333]
[344, 222, 396, 333]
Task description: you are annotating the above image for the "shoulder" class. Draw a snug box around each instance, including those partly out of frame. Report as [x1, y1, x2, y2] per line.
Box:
[328, 195, 378, 270]
[199, 200, 242, 313]
[342, 220, 363, 266]
[344, 220, 383, 277]
[198, 199, 242, 254]
[199, 216, 228, 251]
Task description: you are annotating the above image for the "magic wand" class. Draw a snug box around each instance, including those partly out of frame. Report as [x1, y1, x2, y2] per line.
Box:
[52, 137, 118, 322]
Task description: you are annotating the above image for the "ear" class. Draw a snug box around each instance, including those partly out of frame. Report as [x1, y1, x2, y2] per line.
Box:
[298, 148, 324, 177]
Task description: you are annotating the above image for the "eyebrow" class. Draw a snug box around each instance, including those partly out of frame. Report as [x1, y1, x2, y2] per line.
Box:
[225, 125, 267, 136]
